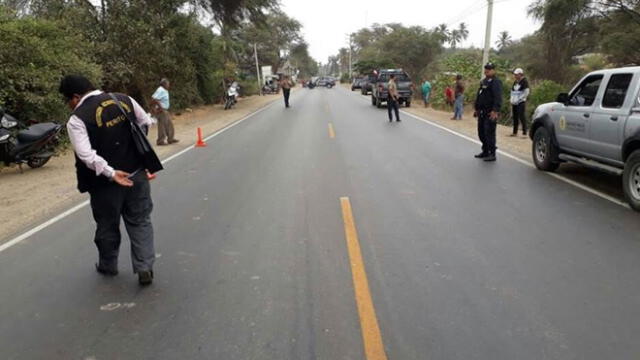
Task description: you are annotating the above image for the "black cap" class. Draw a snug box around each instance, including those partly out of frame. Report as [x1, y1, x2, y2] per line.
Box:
[484, 62, 495, 70]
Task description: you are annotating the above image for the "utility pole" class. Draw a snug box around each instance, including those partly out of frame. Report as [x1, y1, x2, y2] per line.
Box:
[349, 37, 353, 82]
[346, 34, 353, 82]
[481, 0, 494, 78]
[254, 43, 262, 96]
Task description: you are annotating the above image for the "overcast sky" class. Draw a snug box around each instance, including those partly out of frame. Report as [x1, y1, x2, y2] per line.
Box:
[280, 0, 540, 63]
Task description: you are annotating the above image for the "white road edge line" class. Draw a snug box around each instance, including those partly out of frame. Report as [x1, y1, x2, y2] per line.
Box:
[343, 87, 629, 209]
[0, 100, 278, 254]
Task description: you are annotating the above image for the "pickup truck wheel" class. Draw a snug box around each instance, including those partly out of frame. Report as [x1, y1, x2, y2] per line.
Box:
[623, 150, 640, 211]
[406, 101, 411, 108]
[532, 127, 559, 172]
[376, 97, 382, 108]
[371, 95, 376, 106]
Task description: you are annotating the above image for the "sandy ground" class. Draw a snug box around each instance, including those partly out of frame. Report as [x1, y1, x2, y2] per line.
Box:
[0, 93, 282, 242]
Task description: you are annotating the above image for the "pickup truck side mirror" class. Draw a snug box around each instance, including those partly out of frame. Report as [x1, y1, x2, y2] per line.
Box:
[556, 93, 569, 105]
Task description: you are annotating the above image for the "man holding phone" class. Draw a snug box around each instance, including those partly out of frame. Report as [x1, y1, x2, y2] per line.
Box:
[61, 75, 159, 286]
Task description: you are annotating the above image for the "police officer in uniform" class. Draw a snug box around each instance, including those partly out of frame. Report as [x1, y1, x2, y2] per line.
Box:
[474, 63, 503, 162]
[60, 75, 160, 286]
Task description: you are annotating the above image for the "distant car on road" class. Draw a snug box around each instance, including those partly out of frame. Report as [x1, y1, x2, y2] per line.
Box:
[316, 77, 335, 88]
[371, 69, 414, 108]
[530, 66, 640, 210]
[351, 77, 365, 91]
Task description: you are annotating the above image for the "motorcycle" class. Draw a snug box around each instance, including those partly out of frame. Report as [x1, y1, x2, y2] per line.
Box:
[224, 82, 240, 110]
[262, 84, 277, 95]
[0, 107, 62, 171]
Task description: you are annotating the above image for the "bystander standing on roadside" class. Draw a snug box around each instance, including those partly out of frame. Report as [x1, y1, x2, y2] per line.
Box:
[421, 78, 432, 108]
[151, 78, 179, 146]
[445, 85, 454, 109]
[60, 75, 162, 286]
[280, 75, 294, 108]
[510, 68, 530, 137]
[473, 63, 503, 162]
[387, 74, 401, 122]
[452, 74, 465, 120]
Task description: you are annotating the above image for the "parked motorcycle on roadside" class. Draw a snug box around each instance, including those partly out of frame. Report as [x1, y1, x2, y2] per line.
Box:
[224, 82, 240, 110]
[0, 107, 62, 171]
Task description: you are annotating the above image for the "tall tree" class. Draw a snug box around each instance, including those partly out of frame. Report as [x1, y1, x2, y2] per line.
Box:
[434, 23, 450, 44]
[449, 29, 462, 48]
[495, 31, 513, 50]
[528, 0, 599, 82]
[457, 22, 469, 41]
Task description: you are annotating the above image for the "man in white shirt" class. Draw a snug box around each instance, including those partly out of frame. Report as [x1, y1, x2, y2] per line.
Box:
[510, 68, 530, 137]
[61, 75, 159, 286]
[151, 78, 179, 146]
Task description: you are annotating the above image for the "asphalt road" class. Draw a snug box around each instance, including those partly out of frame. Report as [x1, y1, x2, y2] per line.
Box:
[1, 87, 640, 360]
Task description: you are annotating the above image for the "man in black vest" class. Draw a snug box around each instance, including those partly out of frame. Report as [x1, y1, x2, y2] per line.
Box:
[61, 75, 158, 286]
[473, 63, 503, 162]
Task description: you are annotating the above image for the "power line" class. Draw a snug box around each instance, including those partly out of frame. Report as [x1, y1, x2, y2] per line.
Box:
[444, 0, 486, 27]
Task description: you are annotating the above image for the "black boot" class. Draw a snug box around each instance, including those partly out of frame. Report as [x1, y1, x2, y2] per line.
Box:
[474, 152, 488, 159]
[95, 263, 118, 277]
[483, 153, 496, 162]
[138, 270, 154, 286]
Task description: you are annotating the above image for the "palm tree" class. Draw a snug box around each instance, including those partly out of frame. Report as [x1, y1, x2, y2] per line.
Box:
[449, 29, 462, 48]
[457, 22, 469, 42]
[434, 23, 450, 44]
[496, 31, 513, 51]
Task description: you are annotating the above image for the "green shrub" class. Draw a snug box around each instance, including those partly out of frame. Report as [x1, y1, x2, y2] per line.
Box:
[527, 80, 566, 118]
[0, 16, 101, 124]
[239, 77, 260, 97]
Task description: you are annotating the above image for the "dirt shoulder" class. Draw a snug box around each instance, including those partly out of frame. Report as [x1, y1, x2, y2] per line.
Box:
[0, 93, 282, 242]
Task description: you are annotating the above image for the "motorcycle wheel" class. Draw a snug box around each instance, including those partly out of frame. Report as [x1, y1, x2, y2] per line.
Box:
[27, 156, 51, 169]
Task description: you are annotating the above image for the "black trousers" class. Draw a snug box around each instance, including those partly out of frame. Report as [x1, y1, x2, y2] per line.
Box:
[387, 98, 400, 121]
[477, 111, 497, 154]
[89, 171, 155, 273]
[512, 102, 527, 135]
[283, 88, 291, 107]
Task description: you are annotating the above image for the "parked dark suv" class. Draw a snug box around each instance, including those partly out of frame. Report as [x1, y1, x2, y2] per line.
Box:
[371, 69, 414, 108]
[360, 74, 377, 95]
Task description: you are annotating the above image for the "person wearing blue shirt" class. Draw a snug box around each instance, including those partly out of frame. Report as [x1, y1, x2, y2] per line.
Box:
[151, 78, 179, 146]
[421, 79, 432, 107]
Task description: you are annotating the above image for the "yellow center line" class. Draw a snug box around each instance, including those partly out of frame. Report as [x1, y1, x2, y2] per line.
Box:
[339, 197, 388, 360]
[328, 123, 336, 139]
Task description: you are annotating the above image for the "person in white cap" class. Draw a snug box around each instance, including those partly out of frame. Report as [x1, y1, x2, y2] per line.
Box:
[509, 68, 530, 137]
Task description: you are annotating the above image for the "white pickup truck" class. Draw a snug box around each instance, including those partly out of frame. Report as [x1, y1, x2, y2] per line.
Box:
[530, 67, 640, 211]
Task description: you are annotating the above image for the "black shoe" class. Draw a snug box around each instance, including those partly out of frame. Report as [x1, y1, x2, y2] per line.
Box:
[474, 152, 488, 159]
[95, 263, 118, 277]
[396, 119, 401, 122]
[138, 270, 154, 286]
[484, 154, 497, 162]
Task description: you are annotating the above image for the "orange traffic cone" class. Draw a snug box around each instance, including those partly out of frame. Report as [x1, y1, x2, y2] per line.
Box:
[195, 127, 207, 147]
